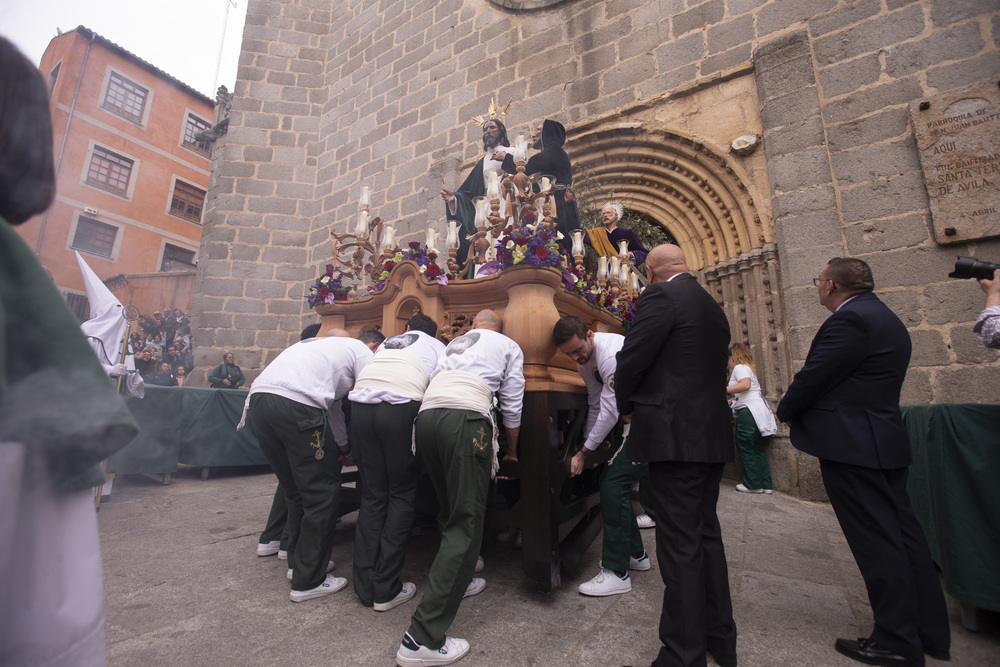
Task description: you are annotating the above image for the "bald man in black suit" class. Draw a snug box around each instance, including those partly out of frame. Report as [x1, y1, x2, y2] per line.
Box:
[616, 244, 737, 667]
[777, 258, 949, 667]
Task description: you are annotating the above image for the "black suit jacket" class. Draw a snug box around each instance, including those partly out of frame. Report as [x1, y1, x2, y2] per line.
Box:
[776, 292, 912, 469]
[615, 274, 734, 464]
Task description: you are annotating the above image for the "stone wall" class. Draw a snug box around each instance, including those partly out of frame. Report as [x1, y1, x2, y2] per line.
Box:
[192, 0, 1000, 497]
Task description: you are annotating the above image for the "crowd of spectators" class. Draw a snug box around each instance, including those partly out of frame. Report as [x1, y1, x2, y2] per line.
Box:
[129, 308, 194, 386]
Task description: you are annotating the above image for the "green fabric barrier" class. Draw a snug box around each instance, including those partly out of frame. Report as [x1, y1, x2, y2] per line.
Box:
[902, 404, 1000, 613]
[107, 386, 183, 474]
[177, 387, 265, 467]
[107, 386, 267, 474]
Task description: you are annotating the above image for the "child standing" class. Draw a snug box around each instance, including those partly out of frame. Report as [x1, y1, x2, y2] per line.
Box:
[726, 343, 777, 493]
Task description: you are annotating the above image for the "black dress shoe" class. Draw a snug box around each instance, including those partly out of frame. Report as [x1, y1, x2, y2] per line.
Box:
[924, 646, 950, 661]
[707, 647, 737, 667]
[835, 637, 923, 667]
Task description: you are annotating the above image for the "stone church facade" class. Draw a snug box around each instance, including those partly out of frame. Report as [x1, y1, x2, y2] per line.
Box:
[192, 0, 1000, 498]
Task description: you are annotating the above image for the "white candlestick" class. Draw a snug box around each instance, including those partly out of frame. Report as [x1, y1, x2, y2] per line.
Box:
[355, 210, 369, 237]
[630, 272, 639, 293]
[487, 171, 500, 199]
[359, 186, 370, 210]
[514, 135, 527, 162]
[619, 240, 629, 258]
[620, 263, 630, 284]
[571, 230, 584, 256]
[425, 227, 437, 250]
[474, 197, 487, 226]
[383, 226, 394, 251]
[597, 256, 608, 281]
[610, 256, 620, 278]
[446, 220, 457, 248]
[540, 176, 550, 192]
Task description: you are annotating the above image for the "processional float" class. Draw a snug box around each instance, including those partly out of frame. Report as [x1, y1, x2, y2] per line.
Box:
[311, 126, 644, 591]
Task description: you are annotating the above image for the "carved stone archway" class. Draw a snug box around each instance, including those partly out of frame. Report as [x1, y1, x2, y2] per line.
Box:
[568, 123, 791, 421]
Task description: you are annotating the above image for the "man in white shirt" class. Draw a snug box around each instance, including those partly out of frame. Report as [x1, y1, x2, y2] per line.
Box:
[349, 315, 446, 613]
[396, 310, 524, 667]
[247, 331, 378, 603]
[554, 316, 651, 597]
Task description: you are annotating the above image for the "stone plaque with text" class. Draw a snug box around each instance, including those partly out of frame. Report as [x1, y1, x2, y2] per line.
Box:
[911, 80, 1000, 245]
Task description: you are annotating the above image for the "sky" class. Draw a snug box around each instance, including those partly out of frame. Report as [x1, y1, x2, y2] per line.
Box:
[1, 0, 248, 98]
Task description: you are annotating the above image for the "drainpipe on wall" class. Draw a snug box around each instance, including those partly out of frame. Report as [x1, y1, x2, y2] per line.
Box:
[35, 30, 94, 255]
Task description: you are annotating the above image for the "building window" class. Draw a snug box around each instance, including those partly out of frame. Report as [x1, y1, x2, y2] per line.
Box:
[47, 63, 60, 95]
[86, 146, 133, 196]
[170, 180, 206, 222]
[160, 243, 197, 271]
[103, 71, 148, 123]
[72, 216, 118, 258]
[183, 113, 213, 157]
[64, 292, 90, 322]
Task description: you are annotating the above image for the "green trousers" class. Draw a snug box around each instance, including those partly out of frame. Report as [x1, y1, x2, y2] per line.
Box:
[248, 393, 342, 591]
[600, 447, 649, 572]
[351, 400, 421, 607]
[259, 482, 288, 548]
[408, 408, 492, 650]
[734, 408, 772, 490]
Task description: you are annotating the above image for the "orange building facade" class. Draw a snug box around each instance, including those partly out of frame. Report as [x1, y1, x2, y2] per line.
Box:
[17, 26, 213, 317]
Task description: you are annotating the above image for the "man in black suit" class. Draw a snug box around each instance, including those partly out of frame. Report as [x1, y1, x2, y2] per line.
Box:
[616, 244, 737, 667]
[777, 258, 949, 667]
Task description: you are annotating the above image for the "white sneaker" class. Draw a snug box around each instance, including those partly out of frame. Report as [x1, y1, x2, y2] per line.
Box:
[578, 568, 631, 596]
[474, 556, 484, 573]
[600, 551, 651, 572]
[256, 540, 280, 556]
[287, 560, 335, 580]
[463, 577, 485, 598]
[374, 582, 416, 612]
[289, 573, 347, 602]
[636, 513, 656, 529]
[735, 483, 772, 494]
[396, 633, 470, 666]
[277, 550, 288, 561]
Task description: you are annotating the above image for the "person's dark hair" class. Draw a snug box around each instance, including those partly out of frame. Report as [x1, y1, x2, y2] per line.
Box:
[552, 315, 588, 345]
[300, 323, 321, 340]
[826, 257, 874, 294]
[406, 314, 438, 338]
[357, 329, 386, 346]
[0, 37, 55, 225]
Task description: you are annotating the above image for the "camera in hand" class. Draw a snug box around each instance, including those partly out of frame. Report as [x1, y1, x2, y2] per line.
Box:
[949, 256, 1000, 280]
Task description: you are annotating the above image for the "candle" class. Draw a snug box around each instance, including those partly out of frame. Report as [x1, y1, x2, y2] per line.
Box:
[597, 256, 608, 281]
[513, 135, 527, 162]
[355, 209, 369, 237]
[359, 186, 370, 210]
[446, 220, 458, 248]
[487, 171, 500, 199]
[474, 197, 487, 226]
[425, 227, 437, 251]
[619, 240, 629, 258]
[630, 272, 639, 293]
[571, 229, 584, 256]
[383, 226, 394, 251]
[540, 176, 550, 192]
[620, 263, 630, 284]
[610, 256, 620, 278]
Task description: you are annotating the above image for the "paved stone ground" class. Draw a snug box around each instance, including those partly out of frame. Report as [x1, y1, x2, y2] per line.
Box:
[98, 467, 1000, 666]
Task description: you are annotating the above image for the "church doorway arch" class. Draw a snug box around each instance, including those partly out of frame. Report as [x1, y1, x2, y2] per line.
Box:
[568, 123, 790, 409]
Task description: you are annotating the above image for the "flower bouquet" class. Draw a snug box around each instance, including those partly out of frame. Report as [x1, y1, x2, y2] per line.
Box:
[495, 224, 564, 270]
[306, 264, 351, 307]
[371, 242, 448, 292]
